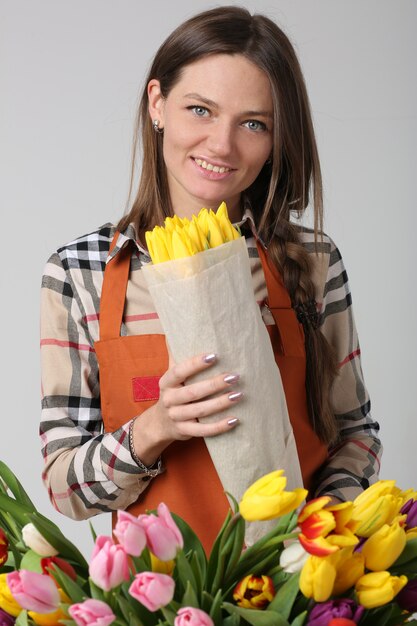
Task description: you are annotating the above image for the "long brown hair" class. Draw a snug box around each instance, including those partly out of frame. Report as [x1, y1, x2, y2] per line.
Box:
[118, 6, 339, 444]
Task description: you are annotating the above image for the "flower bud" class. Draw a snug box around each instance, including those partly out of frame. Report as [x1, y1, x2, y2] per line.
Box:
[175, 607, 214, 626]
[233, 574, 275, 609]
[69, 598, 116, 626]
[355, 571, 408, 609]
[129, 572, 175, 612]
[361, 519, 406, 571]
[21, 523, 58, 557]
[239, 470, 307, 522]
[279, 541, 309, 573]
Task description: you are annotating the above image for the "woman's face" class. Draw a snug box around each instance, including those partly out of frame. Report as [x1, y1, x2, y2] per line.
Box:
[148, 54, 274, 221]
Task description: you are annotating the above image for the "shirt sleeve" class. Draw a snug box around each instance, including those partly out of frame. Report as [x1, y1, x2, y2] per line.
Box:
[312, 238, 382, 502]
[40, 252, 154, 520]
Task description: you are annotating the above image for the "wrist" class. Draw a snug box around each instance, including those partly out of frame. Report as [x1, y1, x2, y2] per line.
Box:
[130, 405, 173, 467]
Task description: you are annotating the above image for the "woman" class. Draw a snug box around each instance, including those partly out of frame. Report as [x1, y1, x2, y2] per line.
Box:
[40, 6, 381, 549]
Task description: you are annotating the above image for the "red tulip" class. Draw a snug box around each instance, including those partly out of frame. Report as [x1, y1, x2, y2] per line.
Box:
[0, 529, 8, 567]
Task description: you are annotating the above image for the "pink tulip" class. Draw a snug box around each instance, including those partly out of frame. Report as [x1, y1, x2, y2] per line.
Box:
[140, 502, 183, 561]
[89, 536, 129, 591]
[6, 570, 60, 613]
[129, 571, 175, 612]
[114, 510, 147, 557]
[69, 599, 116, 626]
[175, 607, 214, 626]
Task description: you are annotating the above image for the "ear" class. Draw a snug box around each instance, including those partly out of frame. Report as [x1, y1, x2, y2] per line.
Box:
[148, 79, 165, 127]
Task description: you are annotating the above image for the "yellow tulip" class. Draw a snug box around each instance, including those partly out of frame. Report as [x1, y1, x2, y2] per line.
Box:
[171, 229, 193, 259]
[215, 202, 240, 241]
[206, 210, 225, 248]
[239, 470, 307, 522]
[196, 208, 210, 237]
[332, 548, 365, 596]
[361, 518, 407, 570]
[145, 231, 156, 262]
[153, 227, 171, 263]
[355, 571, 408, 609]
[299, 553, 337, 602]
[181, 223, 201, 255]
[215, 201, 228, 220]
[351, 480, 400, 537]
[150, 552, 175, 576]
[188, 216, 208, 251]
[0, 573, 22, 617]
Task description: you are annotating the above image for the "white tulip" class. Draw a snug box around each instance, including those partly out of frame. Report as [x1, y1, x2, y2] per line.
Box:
[279, 540, 309, 573]
[21, 523, 59, 557]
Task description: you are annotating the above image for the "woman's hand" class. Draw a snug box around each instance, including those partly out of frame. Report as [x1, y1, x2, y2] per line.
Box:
[131, 352, 242, 466]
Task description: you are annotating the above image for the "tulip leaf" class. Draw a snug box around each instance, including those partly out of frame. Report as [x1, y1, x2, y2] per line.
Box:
[20, 549, 42, 572]
[222, 602, 290, 626]
[116, 594, 146, 626]
[182, 579, 199, 608]
[29, 512, 88, 570]
[171, 512, 207, 573]
[290, 611, 307, 626]
[0, 493, 33, 526]
[201, 590, 216, 614]
[267, 572, 300, 619]
[224, 515, 246, 581]
[189, 550, 204, 598]
[175, 549, 198, 595]
[209, 588, 223, 626]
[206, 510, 233, 589]
[48, 566, 87, 603]
[88, 578, 106, 600]
[15, 611, 29, 626]
[223, 615, 241, 626]
[0, 461, 36, 511]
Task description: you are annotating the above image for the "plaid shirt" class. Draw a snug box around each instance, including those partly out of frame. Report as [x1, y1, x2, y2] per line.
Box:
[40, 215, 382, 519]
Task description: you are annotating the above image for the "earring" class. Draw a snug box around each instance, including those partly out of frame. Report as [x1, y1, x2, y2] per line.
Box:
[152, 119, 164, 134]
[265, 154, 272, 165]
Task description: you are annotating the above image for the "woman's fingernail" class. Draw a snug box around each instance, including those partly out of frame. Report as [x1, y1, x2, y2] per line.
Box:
[228, 418, 240, 427]
[203, 353, 217, 364]
[224, 373, 240, 384]
[228, 391, 243, 402]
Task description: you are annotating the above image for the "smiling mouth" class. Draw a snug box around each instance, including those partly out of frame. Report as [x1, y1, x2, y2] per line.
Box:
[193, 158, 232, 173]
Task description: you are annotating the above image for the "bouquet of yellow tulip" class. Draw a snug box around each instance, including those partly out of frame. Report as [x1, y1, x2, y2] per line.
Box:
[145, 203, 240, 262]
[142, 203, 303, 545]
[1, 461, 417, 626]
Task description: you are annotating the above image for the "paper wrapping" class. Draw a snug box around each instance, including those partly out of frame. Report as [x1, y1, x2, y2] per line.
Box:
[142, 236, 303, 544]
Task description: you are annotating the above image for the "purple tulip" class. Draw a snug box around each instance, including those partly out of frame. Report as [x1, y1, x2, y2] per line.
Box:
[307, 599, 364, 626]
[397, 579, 417, 613]
[0, 608, 15, 626]
[401, 499, 417, 529]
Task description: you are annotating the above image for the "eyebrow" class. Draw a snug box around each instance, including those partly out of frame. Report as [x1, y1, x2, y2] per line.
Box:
[184, 92, 273, 119]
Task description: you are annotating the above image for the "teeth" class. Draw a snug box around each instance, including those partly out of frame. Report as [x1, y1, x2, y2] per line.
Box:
[194, 158, 230, 173]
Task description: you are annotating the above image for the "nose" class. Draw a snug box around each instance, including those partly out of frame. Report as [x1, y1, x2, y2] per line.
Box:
[206, 119, 235, 158]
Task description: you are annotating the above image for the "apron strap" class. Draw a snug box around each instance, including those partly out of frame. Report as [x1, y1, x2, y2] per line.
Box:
[99, 232, 133, 341]
[256, 240, 305, 357]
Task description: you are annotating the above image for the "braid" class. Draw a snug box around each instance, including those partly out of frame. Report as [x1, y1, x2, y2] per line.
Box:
[267, 223, 339, 445]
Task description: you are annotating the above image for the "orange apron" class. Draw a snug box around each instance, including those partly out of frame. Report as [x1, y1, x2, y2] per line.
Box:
[94, 234, 328, 552]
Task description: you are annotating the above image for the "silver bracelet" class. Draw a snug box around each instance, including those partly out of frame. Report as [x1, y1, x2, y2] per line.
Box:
[128, 418, 162, 478]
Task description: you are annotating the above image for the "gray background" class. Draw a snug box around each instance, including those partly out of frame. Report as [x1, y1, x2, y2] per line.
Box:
[1, 0, 416, 557]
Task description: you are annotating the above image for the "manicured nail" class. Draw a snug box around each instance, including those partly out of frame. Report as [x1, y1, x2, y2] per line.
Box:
[228, 391, 243, 402]
[203, 353, 217, 364]
[228, 418, 240, 427]
[224, 373, 240, 384]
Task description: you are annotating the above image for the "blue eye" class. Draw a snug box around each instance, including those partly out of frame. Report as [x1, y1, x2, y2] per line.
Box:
[189, 106, 209, 117]
[244, 120, 267, 132]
